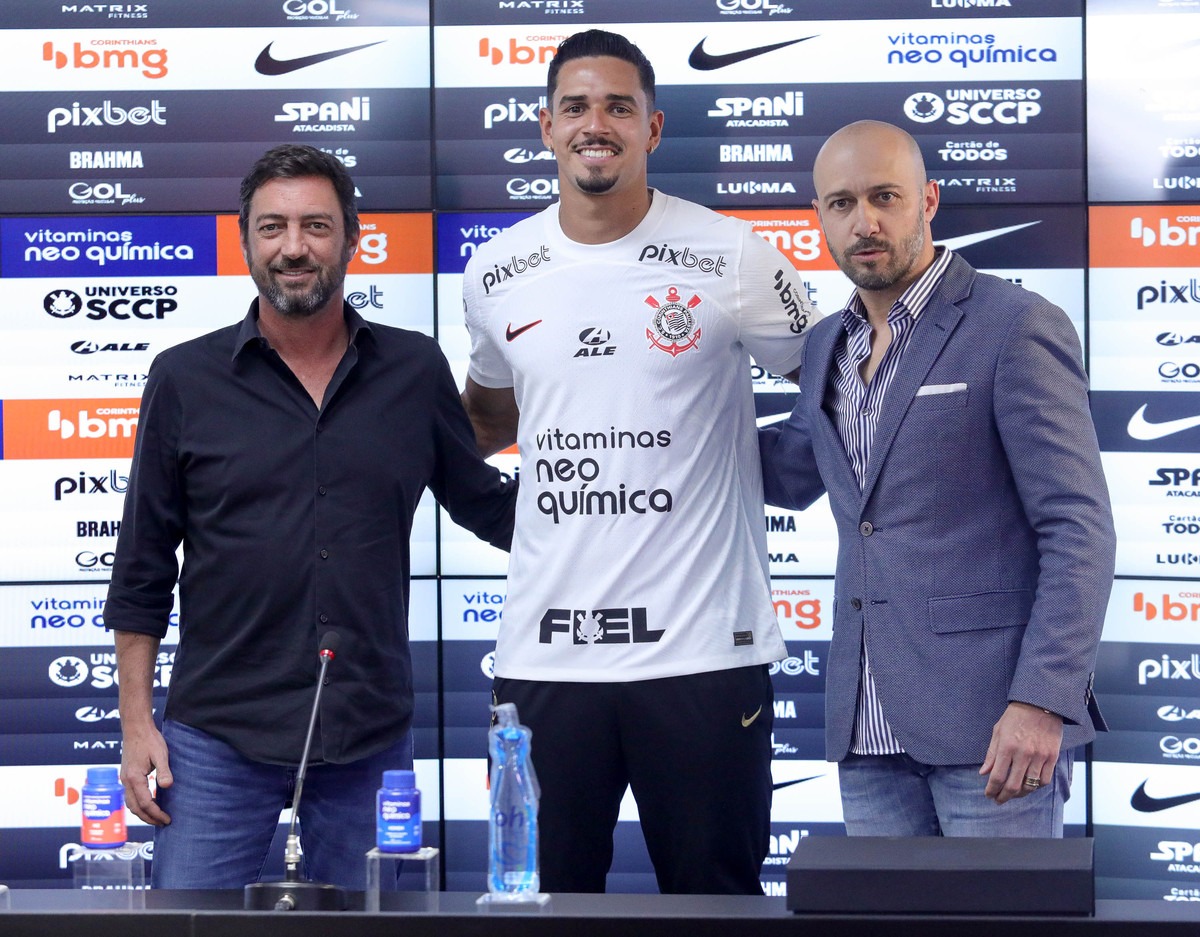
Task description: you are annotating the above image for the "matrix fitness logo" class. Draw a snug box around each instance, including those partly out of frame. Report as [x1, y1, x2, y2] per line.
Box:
[645, 287, 702, 357]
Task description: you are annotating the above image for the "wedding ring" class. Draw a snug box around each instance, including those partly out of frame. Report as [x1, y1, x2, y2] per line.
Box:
[1022, 776, 1042, 789]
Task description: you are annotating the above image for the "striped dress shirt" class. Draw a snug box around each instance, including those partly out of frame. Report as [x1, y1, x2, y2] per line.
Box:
[824, 247, 953, 755]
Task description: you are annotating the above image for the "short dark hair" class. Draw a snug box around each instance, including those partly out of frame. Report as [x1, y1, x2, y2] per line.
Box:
[238, 144, 358, 241]
[547, 29, 656, 109]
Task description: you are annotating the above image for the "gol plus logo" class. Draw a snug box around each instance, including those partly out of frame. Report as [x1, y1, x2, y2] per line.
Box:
[1131, 215, 1200, 248]
[477, 36, 564, 66]
[42, 40, 168, 79]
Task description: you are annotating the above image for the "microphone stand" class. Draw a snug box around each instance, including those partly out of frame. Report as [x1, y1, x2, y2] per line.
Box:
[244, 632, 348, 911]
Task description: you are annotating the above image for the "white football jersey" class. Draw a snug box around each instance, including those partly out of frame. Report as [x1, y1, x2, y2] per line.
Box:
[464, 191, 818, 681]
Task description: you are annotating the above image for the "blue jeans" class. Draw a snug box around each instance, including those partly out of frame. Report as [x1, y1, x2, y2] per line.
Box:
[838, 750, 1072, 837]
[151, 719, 413, 889]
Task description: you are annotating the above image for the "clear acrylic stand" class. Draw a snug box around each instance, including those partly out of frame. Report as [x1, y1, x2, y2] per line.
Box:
[476, 890, 552, 911]
[364, 846, 439, 912]
[71, 843, 147, 908]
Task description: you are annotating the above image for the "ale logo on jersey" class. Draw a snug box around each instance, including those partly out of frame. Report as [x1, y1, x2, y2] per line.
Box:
[645, 287, 702, 358]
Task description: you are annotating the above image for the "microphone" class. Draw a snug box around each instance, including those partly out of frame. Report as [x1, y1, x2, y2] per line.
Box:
[244, 631, 348, 911]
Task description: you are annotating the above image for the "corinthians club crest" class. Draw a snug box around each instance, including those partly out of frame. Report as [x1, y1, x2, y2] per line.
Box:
[645, 286, 702, 358]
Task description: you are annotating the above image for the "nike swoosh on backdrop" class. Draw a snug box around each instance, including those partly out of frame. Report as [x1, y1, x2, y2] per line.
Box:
[255, 40, 385, 76]
[505, 320, 543, 342]
[772, 774, 821, 792]
[936, 221, 1041, 252]
[688, 35, 817, 71]
[1127, 404, 1200, 441]
[1130, 780, 1200, 812]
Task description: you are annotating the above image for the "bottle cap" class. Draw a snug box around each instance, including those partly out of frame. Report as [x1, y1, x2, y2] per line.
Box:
[382, 769, 416, 789]
[86, 766, 119, 784]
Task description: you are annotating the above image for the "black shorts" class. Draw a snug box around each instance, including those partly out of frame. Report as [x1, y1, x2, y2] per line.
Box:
[493, 665, 774, 894]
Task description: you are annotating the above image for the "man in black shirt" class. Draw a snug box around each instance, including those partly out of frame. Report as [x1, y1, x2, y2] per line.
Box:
[105, 145, 515, 889]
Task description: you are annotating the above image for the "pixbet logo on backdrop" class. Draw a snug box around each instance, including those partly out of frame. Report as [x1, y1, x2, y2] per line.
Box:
[484, 96, 546, 130]
[1139, 653, 1200, 685]
[47, 100, 165, 134]
[42, 40, 168, 79]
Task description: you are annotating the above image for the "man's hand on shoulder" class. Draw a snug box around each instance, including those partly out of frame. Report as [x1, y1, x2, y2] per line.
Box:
[980, 701, 1063, 805]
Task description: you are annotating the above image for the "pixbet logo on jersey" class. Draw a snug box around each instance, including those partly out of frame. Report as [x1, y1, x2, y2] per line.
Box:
[43, 40, 168, 79]
[645, 287, 702, 358]
[539, 607, 663, 645]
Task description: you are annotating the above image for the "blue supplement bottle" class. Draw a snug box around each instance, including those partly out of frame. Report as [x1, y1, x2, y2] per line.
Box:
[486, 703, 540, 897]
[377, 769, 421, 852]
[81, 766, 126, 848]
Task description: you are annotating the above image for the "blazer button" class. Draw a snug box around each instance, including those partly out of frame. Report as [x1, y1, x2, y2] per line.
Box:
[851, 598, 863, 610]
[859, 521, 874, 536]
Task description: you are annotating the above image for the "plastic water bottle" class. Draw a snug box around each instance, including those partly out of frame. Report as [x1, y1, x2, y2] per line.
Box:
[81, 766, 126, 848]
[486, 703, 540, 897]
[377, 769, 422, 852]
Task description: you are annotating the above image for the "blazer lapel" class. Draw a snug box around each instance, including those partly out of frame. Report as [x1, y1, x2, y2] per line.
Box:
[859, 297, 963, 507]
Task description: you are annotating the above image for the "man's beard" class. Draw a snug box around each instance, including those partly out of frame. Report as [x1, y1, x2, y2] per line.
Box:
[838, 227, 924, 292]
[252, 258, 345, 318]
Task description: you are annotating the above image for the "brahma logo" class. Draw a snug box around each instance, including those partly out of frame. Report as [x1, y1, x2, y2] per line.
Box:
[43, 39, 168, 79]
[2, 398, 140, 459]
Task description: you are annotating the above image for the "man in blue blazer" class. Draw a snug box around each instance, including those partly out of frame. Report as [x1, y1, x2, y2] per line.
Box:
[760, 121, 1115, 835]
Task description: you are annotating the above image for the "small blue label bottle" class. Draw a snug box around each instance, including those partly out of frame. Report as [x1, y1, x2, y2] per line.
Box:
[81, 766, 125, 848]
[377, 769, 421, 852]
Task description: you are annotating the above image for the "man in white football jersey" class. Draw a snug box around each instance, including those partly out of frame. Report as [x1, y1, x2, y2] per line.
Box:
[461, 29, 819, 894]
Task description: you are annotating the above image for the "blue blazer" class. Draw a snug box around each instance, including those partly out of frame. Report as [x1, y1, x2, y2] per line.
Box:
[760, 253, 1115, 765]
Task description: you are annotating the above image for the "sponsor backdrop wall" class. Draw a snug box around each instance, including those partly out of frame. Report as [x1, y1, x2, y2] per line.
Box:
[0, 0, 1196, 901]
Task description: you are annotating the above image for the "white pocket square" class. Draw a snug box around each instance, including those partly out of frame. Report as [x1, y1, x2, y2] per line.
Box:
[915, 382, 968, 397]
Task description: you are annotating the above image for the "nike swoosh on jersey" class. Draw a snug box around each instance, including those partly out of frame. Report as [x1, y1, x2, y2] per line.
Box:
[255, 40, 385, 76]
[505, 320, 543, 342]
[688, 35, 817, 71]
[1130, 780, 1200, 812]
[741, 705, 763, 728]
[1127, 404, 1200, 441]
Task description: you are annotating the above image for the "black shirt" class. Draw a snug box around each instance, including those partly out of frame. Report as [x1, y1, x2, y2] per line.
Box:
[105, 302, 515, 764]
